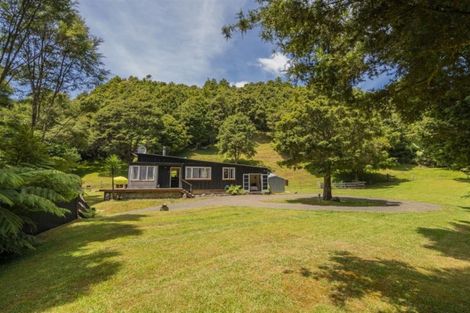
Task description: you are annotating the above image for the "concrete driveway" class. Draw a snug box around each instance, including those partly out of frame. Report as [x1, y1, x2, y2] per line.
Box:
[132, 193, 440, 214]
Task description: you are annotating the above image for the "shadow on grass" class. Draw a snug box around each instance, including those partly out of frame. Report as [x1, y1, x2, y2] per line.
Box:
[286, 251, 470, 313]
[388, 164, 417, 171]
[360, 177, 411, 190]
[0, 214, 145, 313]
[286, 197, 400, 207]
[454, 177, 470, 184]
[417, 220, 470, 261]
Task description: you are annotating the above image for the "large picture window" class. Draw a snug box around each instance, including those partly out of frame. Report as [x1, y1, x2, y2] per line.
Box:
[222, 167, 236, 180]
[185, 166, 211, 180]
[130, 166, 156, 181]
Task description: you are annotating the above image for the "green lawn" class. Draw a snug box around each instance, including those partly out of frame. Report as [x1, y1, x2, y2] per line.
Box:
[1, 204, 469, 313]
[11, 142, 467, 312]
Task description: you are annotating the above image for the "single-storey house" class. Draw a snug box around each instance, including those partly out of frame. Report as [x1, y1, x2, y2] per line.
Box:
[129, 153, 269, 193]
[102, 153, 277, 200]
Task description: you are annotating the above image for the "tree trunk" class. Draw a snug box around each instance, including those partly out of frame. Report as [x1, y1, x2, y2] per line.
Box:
[323, 174, 332, 200]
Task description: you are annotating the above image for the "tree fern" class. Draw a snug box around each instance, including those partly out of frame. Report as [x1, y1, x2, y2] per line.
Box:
[0, 167, 81, 256]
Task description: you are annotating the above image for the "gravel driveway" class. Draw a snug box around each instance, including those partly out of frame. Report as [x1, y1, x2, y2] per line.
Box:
[132, 193, 440, 214]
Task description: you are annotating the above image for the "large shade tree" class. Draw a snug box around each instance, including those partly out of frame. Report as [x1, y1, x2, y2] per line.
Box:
[274, 96, 390, 200]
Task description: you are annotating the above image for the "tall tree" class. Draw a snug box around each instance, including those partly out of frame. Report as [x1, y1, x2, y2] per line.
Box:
[216, 113, 256, 162]
[0, 0, 43, 88]
[17, 3, 106, 131]
[274, 96, 390, 200]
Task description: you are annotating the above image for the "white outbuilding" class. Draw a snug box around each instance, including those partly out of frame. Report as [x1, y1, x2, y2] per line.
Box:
[268, 173, 287, 193]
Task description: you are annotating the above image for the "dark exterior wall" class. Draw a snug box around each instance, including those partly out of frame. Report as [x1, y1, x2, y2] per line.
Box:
[24, 198, 79, 235]
[182, 162, 267, 190]
[133, 153, 269, 191]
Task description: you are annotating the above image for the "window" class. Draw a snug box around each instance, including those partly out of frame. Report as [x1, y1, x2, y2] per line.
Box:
[130, 166, 156, 181]
[130, 166, 139, 181]
[222, 167, 236, 180]
[185, 166, 211, 180]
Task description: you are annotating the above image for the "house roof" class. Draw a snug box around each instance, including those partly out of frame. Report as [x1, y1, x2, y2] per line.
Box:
[133, 153, 269, 169]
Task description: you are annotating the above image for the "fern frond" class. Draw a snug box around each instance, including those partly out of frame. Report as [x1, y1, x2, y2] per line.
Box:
[0, 206, 23, 236]
[18, 192, 68, 217]
[22, 186, 66, 203]
[0, 189, 16, 206]
[0, 169, 24, 189]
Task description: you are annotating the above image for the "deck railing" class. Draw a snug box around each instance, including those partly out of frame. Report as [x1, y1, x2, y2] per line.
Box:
[181, 179, 193, 193]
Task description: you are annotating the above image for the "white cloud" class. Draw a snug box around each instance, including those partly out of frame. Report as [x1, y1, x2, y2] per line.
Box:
[232, 81, 249, 88]
[257, 52, 289, 75]
[78, 0, 249, 85]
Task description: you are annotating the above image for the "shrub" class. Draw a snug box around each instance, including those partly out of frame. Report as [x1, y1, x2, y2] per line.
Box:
[225, 185, 246, 195]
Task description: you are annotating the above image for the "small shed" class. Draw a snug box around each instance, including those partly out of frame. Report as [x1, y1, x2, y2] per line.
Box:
[268, 173, 287, 193]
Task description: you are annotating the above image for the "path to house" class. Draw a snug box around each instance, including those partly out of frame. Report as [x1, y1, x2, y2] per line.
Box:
[131, 193, 441, 214]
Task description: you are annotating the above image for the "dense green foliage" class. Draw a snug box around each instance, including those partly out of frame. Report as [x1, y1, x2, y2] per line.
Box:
[274, 95, 391, 199]
[411, 97, 470, 169]
[0, 167, 80, 256]
[71, 76, 297, 159]
[224, 0, 470, 169]
[60, 74, 464, 174]
[216, 113, 256, 162]
[0, 0, 94, 256]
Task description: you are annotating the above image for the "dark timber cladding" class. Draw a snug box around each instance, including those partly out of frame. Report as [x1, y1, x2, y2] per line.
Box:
[133, 153, 269, 191]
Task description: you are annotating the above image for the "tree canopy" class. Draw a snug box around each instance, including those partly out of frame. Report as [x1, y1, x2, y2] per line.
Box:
[223, 0, 470, 169]
[274, 95, 391, 200]
[216, 113, 257, 162]
[224, 0, 470, 110]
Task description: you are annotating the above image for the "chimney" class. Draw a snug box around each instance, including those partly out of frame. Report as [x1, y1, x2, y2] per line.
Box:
[162, 146, 167, 156]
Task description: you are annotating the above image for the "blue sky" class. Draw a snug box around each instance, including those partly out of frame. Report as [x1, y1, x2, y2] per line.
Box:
[78, 0, 388, 89]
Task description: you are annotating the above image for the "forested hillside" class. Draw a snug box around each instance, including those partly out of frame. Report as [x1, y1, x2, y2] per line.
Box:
[71, 77, 297, 161]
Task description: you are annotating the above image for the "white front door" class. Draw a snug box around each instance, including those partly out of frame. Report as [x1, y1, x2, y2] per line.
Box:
[243, 174, 250, 191]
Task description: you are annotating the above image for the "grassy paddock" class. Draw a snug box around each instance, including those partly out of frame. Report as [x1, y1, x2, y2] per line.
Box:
[1, 206, 469, 313]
